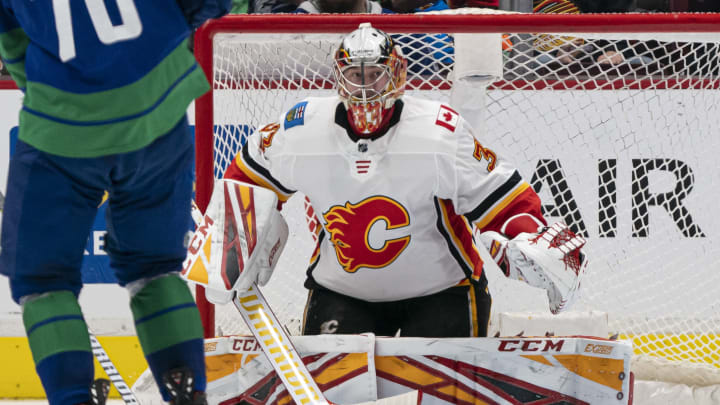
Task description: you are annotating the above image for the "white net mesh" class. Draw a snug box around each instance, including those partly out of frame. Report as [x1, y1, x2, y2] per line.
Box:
[198, 19, 720, 385]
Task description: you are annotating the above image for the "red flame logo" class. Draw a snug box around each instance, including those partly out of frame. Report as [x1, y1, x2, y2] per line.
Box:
[322, 196, 410, 273]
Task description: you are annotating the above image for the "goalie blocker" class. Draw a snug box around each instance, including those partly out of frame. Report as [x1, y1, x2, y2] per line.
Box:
[182, 179, 289, 304]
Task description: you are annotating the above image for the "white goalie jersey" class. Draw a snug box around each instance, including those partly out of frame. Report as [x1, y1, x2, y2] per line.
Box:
[224, 95, 543, 302]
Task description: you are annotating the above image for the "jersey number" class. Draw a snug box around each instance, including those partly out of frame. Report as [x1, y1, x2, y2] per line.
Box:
[473, 139, 497, 172]
[53, 0, 143, 62]
[259, 123, 280, 152]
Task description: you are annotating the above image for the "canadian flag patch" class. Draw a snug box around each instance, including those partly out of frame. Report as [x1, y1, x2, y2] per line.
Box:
[435, 105, 459, 132]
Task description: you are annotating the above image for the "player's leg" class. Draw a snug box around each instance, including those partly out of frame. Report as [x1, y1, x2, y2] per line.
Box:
[399, 280, 492, 337]
[0, 140, 106, 404]
[104, 117, 206, 403]
[302, 287, 399, 336]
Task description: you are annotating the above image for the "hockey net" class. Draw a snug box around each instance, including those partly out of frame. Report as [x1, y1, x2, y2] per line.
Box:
[193, 13, 720, 386]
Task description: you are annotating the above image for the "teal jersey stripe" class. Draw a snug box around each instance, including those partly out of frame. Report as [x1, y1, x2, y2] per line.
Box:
[23, 40, 199, 122]
[4, 58, 26, 90]
[23, 63, 199, 126]
[0, 27, 28, 89]
[0, 27, 29, 60]
[18, 40, 209, 157]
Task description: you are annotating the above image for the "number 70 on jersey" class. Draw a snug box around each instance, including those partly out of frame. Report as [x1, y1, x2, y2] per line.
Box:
[52, 0, 143, 62]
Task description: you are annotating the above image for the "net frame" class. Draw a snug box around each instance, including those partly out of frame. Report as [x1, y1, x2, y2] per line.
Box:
[193, 13, 720, 384]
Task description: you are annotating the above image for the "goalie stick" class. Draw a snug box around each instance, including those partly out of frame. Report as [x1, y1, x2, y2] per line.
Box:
[190, 200, 329, 404]
[235, 289, 419, 405]
[234, 284, 329, 404]
[88, 330, 139, 404]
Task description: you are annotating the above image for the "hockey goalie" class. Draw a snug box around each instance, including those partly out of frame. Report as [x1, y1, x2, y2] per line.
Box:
[168, 22, 619, 405]
[218, 23, 589, 337]
[176, 179, 618, 405]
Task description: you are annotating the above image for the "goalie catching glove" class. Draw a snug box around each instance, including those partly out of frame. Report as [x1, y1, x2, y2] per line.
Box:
[181, 179, 289, 304]
[479, 221, 588, 314]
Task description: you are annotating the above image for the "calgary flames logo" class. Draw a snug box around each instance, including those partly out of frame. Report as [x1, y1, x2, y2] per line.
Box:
[323, 196, 411, 273]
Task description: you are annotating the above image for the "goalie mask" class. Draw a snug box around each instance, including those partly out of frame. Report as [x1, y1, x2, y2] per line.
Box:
[334, 23, 407, 135]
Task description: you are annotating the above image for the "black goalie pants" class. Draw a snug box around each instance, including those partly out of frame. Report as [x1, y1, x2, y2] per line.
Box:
[302, 282, 491, 338]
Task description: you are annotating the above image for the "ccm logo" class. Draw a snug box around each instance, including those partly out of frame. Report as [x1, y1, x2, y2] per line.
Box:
[585, 344, 613, 355]
[233, 338, 262, 352]
[498, 339, 565, 352]
[204, 342, 218, 352]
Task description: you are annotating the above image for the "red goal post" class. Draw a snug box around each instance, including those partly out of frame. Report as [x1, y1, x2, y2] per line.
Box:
[193, 12, 720, 386]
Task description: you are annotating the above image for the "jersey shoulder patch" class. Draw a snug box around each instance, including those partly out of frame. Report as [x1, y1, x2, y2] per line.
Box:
[284, 101, 309, 130]
[435, 104, 459, 132]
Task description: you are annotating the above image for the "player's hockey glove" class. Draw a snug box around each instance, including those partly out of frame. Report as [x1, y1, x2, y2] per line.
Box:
[479, 222, 587, 314]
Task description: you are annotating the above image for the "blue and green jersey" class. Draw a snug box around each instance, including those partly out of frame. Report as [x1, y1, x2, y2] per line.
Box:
[0, 0, 213, 157]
